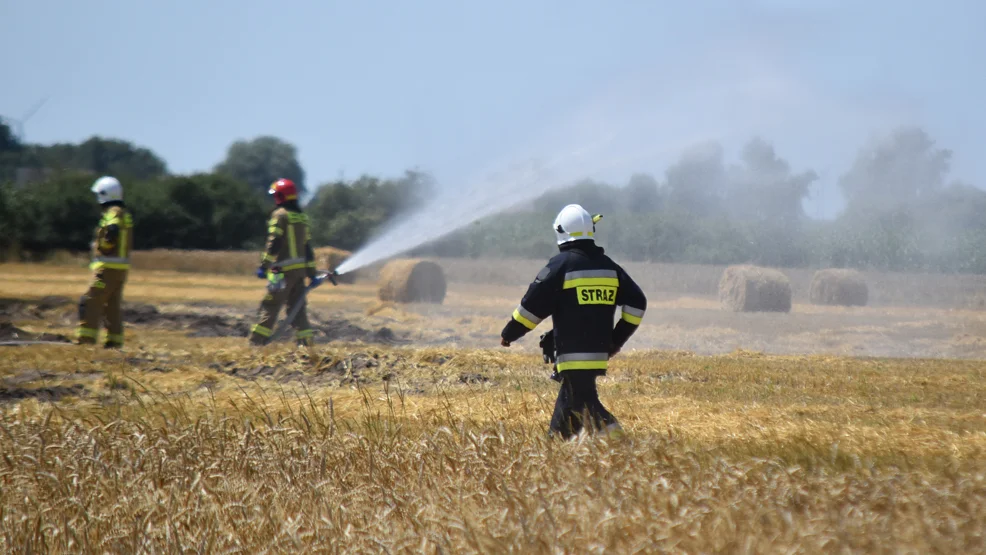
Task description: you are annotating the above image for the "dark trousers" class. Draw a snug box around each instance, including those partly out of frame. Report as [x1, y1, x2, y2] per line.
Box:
[549, 371, 618, 439]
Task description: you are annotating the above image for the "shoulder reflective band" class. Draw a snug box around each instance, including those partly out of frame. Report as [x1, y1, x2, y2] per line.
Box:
[621, 305, 645, 325]
[512, 305, 542, 330]
[555, 352, 609, 371]
[563, 269, 619, 289]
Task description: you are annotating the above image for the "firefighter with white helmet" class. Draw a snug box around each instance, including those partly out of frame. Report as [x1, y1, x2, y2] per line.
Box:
[500, 204, 647, 439]
[77, 176, 134, 348]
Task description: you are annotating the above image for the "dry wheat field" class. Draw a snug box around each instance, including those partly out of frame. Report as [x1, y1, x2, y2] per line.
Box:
[1, 257, 986, 553]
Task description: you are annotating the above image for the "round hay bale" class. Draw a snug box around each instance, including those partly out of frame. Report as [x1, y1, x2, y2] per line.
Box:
[809, 268, 868, 307]
[377, 259, 447, 304]
[314, 246, 359, 284]
[718, 265, 792, 313]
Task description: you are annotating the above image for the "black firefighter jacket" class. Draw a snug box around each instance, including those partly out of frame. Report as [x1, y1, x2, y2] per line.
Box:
[501, 241, 647, 375]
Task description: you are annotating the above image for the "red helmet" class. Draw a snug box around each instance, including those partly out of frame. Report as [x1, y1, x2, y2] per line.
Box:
[268, 178, 298, 205]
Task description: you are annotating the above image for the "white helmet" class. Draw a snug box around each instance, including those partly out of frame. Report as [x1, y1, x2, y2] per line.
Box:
[91, 176, 123, 204]
[553, 204, 603, 245]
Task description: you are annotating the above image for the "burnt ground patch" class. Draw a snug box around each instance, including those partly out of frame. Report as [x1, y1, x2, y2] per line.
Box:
[123, 304, 251, 338]
[0, 370, 102, 386]
[209, 360, 341, 386]
[1, 298, 410, 346]
[0, 322, 72, 344]
[0, 297, 76, 326]
[0, 369, 98, 403]
[0, 383, 87, 403]
[208, 352, 386, 387]
[122, 303, 410, 345]
[314, 320, 407, 345]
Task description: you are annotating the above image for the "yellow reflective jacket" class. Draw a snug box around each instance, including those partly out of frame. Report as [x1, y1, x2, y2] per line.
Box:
[261, 207, 316, 276]
[90, 205, 134, 271]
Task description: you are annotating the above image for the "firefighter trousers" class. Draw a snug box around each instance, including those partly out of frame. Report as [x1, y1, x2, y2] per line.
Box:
[77, 268, 128, 347]
[549, 371, 622, 439]
[249, 271, 314, 346]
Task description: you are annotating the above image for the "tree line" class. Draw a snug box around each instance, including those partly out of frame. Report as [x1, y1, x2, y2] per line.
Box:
[2, 121, 985, 273]
[414, 127, 986, 274]
[0, 123, 417, 258]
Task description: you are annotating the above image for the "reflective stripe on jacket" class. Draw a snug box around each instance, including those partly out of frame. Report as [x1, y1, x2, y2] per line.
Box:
[500, 241, 647, 374]
[261, 207, 317, 274]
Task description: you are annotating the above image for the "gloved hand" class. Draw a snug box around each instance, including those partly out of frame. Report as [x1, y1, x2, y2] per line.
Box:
[256, 266, 267, 279]
[309, 274, 325, 288]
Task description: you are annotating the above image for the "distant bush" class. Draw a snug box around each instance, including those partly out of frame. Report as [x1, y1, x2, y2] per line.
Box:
[4, 172, 267, 256]
[128, 173, 267, 250]
[405, 201, 986, 275]
[0, 182, 17, 260]
[3, 120, 985, 275]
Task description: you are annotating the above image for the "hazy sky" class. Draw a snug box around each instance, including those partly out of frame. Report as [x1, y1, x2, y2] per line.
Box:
[2, 0, 984, 218]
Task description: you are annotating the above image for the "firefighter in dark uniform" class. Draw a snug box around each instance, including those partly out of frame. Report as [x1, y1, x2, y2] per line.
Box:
[500, 204, 647, 439]
[78, 176, 134, 349]
[248, 178, 319, 346]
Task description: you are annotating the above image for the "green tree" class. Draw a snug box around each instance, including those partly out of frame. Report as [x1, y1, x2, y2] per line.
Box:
[532, 179, 622, 215]
[0, 121, 24, 182]
[0, 182, 17, 259]
[201, 174, 268, 249]
[623, 173, 663, 214]
[0, 121, 20, 153]
[214, 136, 305, 195]
[725, 137, 817, 227]
[665, 141, 727, 217]
[16, 173, 101, 252]
[128, 174, 267, 250]
[30, 137, 168, 181]
[839, 126, 951, 213]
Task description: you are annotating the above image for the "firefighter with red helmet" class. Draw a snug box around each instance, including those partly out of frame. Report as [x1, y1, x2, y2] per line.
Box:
[248, 178, 318, 346]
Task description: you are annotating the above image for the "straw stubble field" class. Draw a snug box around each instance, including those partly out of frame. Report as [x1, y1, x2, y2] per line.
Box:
[1, 259, 986, 552]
